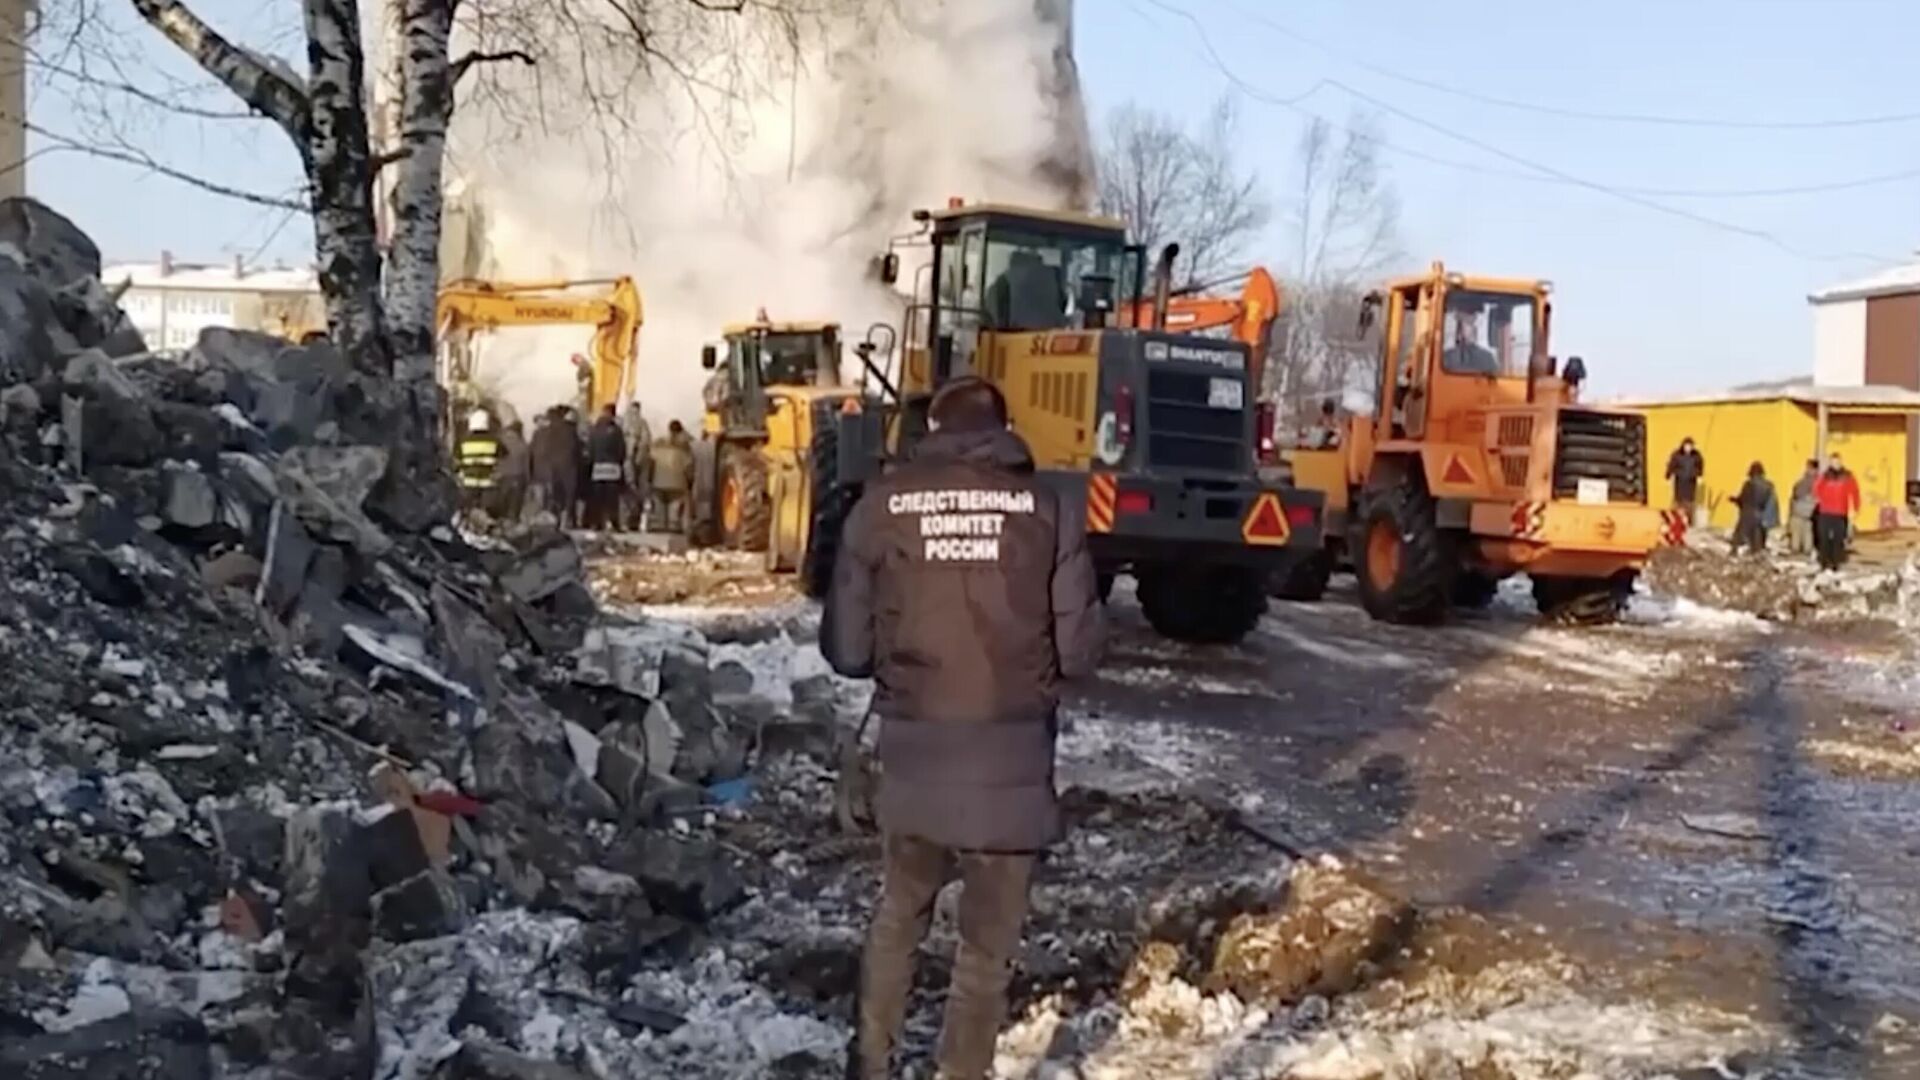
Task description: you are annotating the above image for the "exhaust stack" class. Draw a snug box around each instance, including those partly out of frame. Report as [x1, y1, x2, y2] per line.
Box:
[1152, 243, 1180, 331]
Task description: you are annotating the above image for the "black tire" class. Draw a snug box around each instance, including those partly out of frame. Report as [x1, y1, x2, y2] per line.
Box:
[1137, 564, 1267, 645]
[1354, 475, 1455, 625]
[719, 445, 770, 552]
[1532, 572, 1633, 626]
[1272, 548, 1333, 602]
[1453, 571, 1500, 610]
[800, 403, 856, 599]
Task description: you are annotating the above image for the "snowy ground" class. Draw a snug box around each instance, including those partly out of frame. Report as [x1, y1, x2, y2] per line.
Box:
[584, 561, 1920, 1079]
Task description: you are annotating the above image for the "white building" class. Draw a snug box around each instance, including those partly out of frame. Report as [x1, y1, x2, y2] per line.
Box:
[1810, 260, 1920, 389]
[1810, 260, 1920, 478]
[104, 254, 324, 351]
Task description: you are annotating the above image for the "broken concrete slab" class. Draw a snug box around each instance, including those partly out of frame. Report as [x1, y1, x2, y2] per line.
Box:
[573, 620, 705, 700]
[621, 835, 745, 922]
[274, 445, 392, 556]
[371, 868, 465, 943]
[189, 326, 283, 379]
[151, 401, 230, 462]
[55, 548, 144, 608]
[497, 535, 584, 605]
[343, 624, 475, 701]
[78, 393, 164, 469]
[279, 807, 371, 956]
[432, 583, 507, 704]
[160, 465, 218, 531]
[256, 502, 317, 617]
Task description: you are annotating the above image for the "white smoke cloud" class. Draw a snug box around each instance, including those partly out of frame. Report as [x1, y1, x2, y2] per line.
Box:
[440, 0, 1091, 429]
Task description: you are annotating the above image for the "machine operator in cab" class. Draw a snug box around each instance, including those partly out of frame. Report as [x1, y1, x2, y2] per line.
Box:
[822, 377, 1104, 1080]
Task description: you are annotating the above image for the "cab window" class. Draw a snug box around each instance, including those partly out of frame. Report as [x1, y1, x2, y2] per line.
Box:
[1441, 291, 1535, 377]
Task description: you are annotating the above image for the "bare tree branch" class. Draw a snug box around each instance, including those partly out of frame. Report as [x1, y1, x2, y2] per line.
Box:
[450, 48, 534, 85]
[26, 51, 262, 120]
[123, 0, 312, 148]
[1269, 112, 1402, 429]
[20, 117, 310, 210]
[1096, 95, 1269, 288]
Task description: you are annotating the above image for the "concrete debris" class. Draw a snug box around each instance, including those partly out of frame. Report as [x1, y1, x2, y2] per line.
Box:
[160, 465, 218, 531]
[1646, 544, 1920, 626]
[498, 535, 585, 605]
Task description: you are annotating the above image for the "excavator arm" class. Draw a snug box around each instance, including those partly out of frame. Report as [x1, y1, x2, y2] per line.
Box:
[435, 276, 644, 414]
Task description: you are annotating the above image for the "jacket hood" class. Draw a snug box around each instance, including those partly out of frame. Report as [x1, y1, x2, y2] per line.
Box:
[912, 427, 1035, 472]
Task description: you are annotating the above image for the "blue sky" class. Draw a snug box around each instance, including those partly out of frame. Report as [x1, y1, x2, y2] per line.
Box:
[28, 0, 1920, 398]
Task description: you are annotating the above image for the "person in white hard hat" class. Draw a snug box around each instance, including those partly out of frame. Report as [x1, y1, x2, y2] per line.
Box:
[456, 407, 500, 509]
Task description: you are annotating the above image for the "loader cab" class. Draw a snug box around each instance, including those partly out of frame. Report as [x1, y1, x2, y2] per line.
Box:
[888, 202, 1144, 394]
[705, 319, 846, 437]
[1370, 263, 1550, 441]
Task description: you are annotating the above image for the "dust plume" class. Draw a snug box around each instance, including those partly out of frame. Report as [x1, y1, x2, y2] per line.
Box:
[441, 0, 1093, 430]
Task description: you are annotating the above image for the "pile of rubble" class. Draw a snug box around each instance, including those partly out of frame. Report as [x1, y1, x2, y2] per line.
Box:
[0, 199, 803, 1078]
[1645, 543, 1920, 625]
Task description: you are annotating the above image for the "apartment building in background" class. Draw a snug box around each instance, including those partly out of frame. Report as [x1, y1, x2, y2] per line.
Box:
[104, 253, 324, 350]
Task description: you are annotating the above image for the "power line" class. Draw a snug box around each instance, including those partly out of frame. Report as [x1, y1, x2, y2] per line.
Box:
[1132, 0, 1908, 267]
[1220, 0, 1920, 132]
[1115, 2, 1920, 200]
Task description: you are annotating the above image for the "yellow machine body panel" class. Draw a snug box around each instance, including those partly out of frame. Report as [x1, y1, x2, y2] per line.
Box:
[978, 330, 1101, 472]
[435, 276, 643, 415]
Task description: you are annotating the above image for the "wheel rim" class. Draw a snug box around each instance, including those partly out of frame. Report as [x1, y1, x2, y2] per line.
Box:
[1365, 519, 1401, 593]
[720, 473, 742, 535]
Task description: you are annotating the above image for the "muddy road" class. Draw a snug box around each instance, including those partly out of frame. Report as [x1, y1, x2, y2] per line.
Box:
[596, 552, 1920, 1077]
[1067, 579, 1920, 1077]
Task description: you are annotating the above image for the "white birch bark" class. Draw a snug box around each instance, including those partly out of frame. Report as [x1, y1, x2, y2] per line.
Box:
[382, 0, 453, 388]
[302, 0, 390, 376]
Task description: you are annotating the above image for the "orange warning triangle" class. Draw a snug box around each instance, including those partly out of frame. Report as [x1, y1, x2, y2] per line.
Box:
[1443, 454, 1474, 485]
[1241, 492, 1292, 546]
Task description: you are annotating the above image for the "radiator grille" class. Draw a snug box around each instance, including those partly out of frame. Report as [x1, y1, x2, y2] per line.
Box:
[1553, 410, 1647, 503]
[1144, 370, 1245, 473]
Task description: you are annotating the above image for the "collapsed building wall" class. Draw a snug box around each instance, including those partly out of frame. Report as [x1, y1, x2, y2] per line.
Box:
[430, 0, 1095, 426]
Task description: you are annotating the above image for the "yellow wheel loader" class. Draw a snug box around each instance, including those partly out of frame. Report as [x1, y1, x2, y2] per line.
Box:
[817, 200, 1324, 645]
[695, 316, 863, 594]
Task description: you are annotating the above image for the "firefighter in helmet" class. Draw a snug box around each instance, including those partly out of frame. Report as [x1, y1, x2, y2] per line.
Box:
[456, 407, 501, 511]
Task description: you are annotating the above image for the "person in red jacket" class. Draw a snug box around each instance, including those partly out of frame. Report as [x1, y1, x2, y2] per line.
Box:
[1811, 452, 1861, 571]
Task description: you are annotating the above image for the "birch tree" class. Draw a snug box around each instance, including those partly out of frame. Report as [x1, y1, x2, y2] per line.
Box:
[1267, 113, 1400, 430]
[15, 0, 846, 517]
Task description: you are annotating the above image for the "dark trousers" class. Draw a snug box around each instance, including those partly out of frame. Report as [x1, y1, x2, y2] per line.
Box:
[543, 479, 576, 525]
[584, 480, 622, 530]
[1733, 519, 1768, 555]
[1815, 512, 1849, 570]
[856, 833, 1035, 1080]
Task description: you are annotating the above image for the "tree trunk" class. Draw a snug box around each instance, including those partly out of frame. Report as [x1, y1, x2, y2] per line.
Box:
[303, 0, 390, 377]
[383, 0, 453, 390]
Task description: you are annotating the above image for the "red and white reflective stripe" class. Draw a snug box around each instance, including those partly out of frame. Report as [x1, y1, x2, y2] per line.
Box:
[1659, 509, 1689, 547]
[1509, 501, 1546, 539]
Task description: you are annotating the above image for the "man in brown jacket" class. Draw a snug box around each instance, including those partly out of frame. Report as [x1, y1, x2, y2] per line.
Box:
[823, 377, 1104, 1080]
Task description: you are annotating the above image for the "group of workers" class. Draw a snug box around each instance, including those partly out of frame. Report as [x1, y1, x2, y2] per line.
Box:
[456, 401, 698, 533]
[1669, 437, 1863, 569]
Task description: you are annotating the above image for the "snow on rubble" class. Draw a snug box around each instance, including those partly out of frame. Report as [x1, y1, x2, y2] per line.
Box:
[0, 191, 1800, 1080]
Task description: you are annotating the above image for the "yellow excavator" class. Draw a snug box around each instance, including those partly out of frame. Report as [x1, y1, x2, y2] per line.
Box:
[434, 277, 645, 419]
[696, 314, 863, 590]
